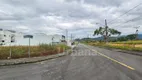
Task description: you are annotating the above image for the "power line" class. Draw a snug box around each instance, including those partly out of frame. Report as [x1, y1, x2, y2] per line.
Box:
[112, 16, 142, 28]
[108, 3, 142, 24]
[112, 18, 137, 28]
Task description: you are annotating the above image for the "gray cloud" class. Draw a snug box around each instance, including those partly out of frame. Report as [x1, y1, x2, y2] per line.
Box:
[66, 0, 126, 7]
[0, 0, 142, 38]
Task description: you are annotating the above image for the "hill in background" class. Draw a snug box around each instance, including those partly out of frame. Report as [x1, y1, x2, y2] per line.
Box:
[138, 34, 142, 39]
[77, 34, 142, 41]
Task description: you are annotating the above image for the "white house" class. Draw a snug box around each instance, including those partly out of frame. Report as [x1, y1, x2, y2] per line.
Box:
[0, 29, 16, 45]
[0, 29, 66, 46]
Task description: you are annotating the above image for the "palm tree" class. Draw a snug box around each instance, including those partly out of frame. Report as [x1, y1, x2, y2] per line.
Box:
[93, 27, 121, 43]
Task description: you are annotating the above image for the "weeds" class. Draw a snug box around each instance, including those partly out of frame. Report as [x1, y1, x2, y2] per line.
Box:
[85, 40, 142, 52]
[0, 44, 70, 60]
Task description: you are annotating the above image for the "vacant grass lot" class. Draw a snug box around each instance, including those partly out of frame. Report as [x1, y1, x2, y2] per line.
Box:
[0, 44, 70, 60]
[111, 40, 142, 44]
[85, 40, 142, 52]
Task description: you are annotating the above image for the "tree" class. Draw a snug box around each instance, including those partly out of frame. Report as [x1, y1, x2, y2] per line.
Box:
[93, 27, 121, 42]
[117, 36, 127, 41]
[117, 34, 136, 41]
[126, 34, 136, 40]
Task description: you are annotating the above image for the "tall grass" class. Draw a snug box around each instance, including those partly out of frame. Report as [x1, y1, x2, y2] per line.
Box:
[111, 40, 142, 44]
[0, 44, 70, 60]
[85, 40, 142, 52]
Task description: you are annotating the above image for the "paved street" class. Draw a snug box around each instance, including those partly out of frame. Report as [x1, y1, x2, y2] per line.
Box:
[0, 44, 142, 80]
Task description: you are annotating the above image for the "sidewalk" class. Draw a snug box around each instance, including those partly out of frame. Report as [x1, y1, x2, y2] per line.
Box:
[0, 50, 71, 66]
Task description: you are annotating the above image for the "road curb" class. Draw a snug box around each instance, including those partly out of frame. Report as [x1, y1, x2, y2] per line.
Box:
[0, 49, 72, 66]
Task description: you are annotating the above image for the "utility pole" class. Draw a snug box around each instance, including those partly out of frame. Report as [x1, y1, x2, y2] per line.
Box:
[28, 38, 31, 58]
[71, 34, 73, 41]
[105, 19, 108, 42]
[87, 34, 89, 38]
[66, 29, 68, 44]
[52, 36, 54, 46]
[9, 39, 12, 59]
[134, 26, 140, 40]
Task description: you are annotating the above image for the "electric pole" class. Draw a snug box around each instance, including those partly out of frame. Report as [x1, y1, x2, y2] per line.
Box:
[105, 19, 108, 42]
[134, 26, 140, 40]
[66, 29, 68, 44]
[71, 34, 73, 41]
[87, 34, 89, 38]
[52, 36, 54, 45]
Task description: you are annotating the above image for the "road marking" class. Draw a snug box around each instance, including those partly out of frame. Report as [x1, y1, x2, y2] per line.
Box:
[84, 46, 135, 70]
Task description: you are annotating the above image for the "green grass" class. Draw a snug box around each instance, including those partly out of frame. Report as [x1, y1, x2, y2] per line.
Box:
[0, 44, 70, 60]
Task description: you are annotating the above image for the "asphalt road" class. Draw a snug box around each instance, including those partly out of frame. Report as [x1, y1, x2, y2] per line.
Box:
[0, 44, 142, 80]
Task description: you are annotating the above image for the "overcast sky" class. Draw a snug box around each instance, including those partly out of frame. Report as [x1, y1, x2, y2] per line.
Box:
[0, 0, 142, 38]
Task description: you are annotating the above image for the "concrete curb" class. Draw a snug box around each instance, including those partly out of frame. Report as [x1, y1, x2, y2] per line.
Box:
[0, 49, 72, 66]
